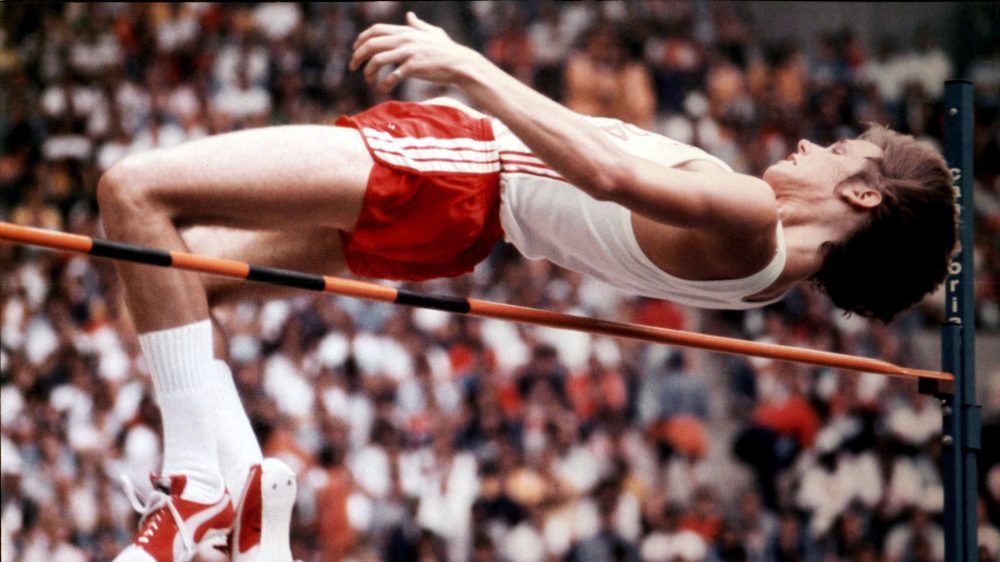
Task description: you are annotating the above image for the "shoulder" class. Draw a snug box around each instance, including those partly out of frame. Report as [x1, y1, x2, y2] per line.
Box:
[682, 166, 780, 273]
[678, 161, 776, 231]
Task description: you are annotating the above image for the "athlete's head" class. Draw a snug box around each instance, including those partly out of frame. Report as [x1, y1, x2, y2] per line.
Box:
[763, 136, 883, 197]
[772, 125, 956, 321]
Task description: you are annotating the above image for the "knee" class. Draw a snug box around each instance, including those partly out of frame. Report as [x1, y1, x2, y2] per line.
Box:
[97, 155, 162, 235]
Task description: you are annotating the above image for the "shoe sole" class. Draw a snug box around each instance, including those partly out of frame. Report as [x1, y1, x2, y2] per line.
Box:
[232, 458, 297, 562]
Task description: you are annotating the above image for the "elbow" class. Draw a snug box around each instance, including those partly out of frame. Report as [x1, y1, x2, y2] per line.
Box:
[585, 161, 632, 201]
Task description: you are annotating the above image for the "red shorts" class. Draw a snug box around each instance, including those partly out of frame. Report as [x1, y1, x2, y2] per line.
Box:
[336, 101, 503, 281]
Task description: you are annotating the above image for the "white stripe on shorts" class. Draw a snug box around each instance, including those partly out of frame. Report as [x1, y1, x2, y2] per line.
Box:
[372, 149, 501, 174]
[363, 127, 500, 174]
[363, 128, 496, 151]
[366, 138, 499, 164]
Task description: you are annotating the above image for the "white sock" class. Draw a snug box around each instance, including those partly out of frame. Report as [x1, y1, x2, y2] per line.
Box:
[210, 359, 263, 496]
[138, 320, 224, 503]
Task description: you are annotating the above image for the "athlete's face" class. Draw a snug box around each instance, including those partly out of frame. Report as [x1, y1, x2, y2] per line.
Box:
[763, 138, 883, 199]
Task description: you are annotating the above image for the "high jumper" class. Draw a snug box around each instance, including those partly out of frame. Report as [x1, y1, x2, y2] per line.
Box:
[46, 12, 958, 562]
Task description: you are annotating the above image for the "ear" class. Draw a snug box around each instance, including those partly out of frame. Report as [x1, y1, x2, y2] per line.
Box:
[840, 181, 882, 210]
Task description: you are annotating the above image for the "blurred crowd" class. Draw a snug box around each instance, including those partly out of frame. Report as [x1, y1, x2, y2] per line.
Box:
[1, 3, 999, 562]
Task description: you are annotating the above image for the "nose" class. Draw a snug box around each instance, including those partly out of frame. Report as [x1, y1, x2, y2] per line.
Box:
[797, 140, 811, 154]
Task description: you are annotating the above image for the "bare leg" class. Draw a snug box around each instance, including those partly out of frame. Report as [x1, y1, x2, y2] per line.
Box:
[97, 125, 372, 333]
[97, 125, 373, 536]
[180, 226, 349, 357]
[182, 226, 349, 309]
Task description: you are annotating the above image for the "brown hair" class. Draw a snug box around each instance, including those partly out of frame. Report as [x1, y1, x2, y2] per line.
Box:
[812, 125, 957, 322]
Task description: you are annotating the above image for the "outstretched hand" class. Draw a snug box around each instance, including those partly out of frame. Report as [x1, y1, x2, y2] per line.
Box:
[350, 12, 484, 92]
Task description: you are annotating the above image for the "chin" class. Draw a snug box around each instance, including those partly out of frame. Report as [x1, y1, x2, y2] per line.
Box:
[763, 165, 803, 196]
[762, 164, 783, 187]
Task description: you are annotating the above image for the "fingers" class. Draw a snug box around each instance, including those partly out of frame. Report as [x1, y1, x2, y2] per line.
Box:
[364, 50, 410, 86]
[351, 13, 442, 92]
[377, 62, 412, 92]
[406, 11, 435, 31]
[351, 13, 432, 51]
[353, 12, 438, 53]
[352, 23, 411, 50]
[350, 34, 409, 71]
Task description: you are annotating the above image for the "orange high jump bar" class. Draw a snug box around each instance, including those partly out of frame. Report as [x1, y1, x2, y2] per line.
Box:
[0, 221, 953, 384]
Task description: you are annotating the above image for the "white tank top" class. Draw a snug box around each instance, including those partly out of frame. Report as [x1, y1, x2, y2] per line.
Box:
[492, 117, 787, 310]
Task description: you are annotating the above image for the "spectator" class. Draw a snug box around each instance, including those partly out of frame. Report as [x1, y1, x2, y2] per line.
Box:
[315, 433, 357, 561]
[485, 5, 535, 85]
[679, 487, 723, 544]
[733, 490, 777, 562]
[644, 351, 709, 422]
[211, 66, 273, 127]
[11, 186, 63, 231]
[19, 505, 88, 562]
[566, 480, 641, 562]
[883, 508, 945, 562]
[564, 24, 656, 128]
[767, 512, 807, 562]
[527, 2, 581, 101]
[639, 504, 706, 562]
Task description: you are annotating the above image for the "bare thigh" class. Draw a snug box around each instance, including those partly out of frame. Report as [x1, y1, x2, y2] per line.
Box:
[98, 124, 373, 332]
[181, 225, 348, 305]
[125, 125, 373, 231]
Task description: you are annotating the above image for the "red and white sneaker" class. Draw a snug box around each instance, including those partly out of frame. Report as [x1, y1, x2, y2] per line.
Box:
[114, 474, 234, 562]
[230, 458, 297, 562]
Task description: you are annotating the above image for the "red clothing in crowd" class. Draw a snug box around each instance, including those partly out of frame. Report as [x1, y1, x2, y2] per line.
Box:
[316, 466, 356, 561]
[752, 393, 820, 448]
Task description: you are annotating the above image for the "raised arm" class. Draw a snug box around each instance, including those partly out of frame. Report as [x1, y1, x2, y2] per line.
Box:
[350, 13, 776, 231]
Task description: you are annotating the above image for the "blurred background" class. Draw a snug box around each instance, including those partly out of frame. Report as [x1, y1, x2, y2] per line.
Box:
[1, 2, 998, 562]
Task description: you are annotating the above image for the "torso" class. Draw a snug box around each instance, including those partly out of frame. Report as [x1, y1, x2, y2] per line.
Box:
[630, 159, 789, 302]
[423, 98, 790, 308]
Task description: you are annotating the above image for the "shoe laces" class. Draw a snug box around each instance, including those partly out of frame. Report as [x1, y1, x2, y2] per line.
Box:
[121, 475, 194, 555]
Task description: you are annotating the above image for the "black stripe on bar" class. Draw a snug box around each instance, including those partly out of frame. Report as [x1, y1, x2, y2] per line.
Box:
[246, 265, 326, 291]
[395, 290, 471, 314]
[90, 240, 172, 266]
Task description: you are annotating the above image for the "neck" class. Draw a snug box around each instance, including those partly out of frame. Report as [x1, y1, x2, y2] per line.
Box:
[776, 197, 864, 281]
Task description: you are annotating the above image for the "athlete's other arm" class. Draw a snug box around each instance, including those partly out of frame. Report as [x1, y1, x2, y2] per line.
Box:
[350, 14, 777, 233]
